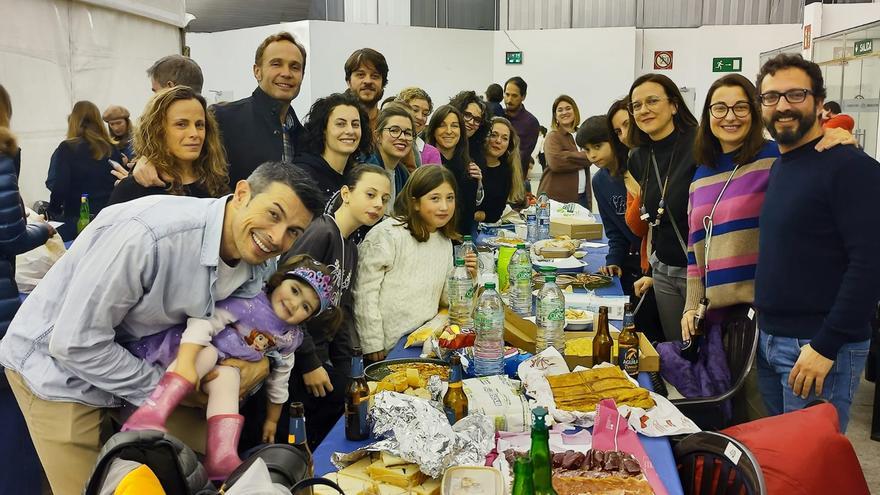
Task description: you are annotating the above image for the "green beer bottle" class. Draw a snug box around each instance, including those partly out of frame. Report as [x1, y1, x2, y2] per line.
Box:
[530, 407, 557, 495]
[76, 194, 90, 234]
[511, 455, 536, 495]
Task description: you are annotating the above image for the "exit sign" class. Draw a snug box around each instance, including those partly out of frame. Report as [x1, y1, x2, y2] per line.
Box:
[855, 39, 873, 56]
[505, 51, 522, 64]
[713, 57, 742, 72]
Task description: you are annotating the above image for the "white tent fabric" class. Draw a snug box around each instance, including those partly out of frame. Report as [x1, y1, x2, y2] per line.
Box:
[1, 0, 182, 204]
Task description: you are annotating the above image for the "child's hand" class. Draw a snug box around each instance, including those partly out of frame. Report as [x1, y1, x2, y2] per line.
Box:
[262, 420, 278, 444]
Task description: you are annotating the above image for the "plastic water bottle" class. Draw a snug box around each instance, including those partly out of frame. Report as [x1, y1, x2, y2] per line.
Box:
[474, 282, 504, 376]
[459, 235, 480, 273]
[508, 243, 533, 316]
[526, 210, 538, 244]
[448, 258, 475, 331]
[536, 273, 566, 353]
[537, 193, 551, 240]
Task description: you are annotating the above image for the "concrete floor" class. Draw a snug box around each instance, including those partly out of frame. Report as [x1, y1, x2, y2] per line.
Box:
[847, 377, 879, 493]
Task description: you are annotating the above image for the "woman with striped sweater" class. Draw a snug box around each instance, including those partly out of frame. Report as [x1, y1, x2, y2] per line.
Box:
[663, 74, 853, 419]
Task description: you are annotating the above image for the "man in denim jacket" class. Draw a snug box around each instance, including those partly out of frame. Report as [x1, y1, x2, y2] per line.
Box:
[0, 162, 324, 495]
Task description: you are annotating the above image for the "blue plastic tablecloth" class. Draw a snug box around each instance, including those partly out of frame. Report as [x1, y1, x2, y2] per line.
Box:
[311, 238, 684, 495]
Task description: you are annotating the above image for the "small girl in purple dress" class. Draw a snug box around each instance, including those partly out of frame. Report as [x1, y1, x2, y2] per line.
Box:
[123, 254, 339, 480]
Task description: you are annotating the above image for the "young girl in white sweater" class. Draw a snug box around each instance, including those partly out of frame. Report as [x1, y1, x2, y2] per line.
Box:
[354, 165, 475, 362]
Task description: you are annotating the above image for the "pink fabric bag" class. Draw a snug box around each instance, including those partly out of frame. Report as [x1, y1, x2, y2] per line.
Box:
[592, 398, 669, 495]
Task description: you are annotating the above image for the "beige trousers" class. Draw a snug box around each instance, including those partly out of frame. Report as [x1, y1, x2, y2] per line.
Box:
[6, 369, 206, 495]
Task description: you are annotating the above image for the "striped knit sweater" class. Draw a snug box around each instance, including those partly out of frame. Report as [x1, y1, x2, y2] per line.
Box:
[684, 141, 779, 313]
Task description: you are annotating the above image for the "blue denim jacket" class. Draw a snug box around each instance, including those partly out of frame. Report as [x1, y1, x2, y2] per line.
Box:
[0, 194, 274, 407]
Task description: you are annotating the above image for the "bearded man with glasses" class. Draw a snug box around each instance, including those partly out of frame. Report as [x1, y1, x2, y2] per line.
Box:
[753, 53, 880, 431]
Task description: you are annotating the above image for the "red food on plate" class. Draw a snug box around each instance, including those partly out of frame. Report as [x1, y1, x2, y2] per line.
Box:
[439, 332, 476, 349]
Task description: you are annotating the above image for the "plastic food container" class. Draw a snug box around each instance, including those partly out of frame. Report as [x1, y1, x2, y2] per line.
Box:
[441, 466, 504, 495]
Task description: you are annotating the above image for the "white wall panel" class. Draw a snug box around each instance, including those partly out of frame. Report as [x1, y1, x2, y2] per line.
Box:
[344, 0, 378, 23]
[1, 0, 180, 205]
[379, 0, 411, 26]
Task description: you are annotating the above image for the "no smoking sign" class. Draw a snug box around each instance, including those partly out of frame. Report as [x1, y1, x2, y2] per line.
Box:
[654, 51, 673, 70]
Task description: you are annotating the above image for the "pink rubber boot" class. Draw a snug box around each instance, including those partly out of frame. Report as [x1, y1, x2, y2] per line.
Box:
[203, 414, 245, 481]
[122, 372, 194, 432]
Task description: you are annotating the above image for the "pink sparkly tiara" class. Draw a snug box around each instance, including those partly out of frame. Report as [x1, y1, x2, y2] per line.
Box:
[287, 266, 336, 314]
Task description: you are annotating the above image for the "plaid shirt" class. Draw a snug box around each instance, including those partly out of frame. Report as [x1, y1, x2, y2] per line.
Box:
[281, 109, 297, 163]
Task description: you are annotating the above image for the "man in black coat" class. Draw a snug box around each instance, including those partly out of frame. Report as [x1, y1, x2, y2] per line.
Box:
[214, 31, 307, 184]
[127, 32, 307, 188]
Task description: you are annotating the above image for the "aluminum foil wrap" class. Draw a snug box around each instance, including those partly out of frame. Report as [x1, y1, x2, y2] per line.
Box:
[331, 391, 495, 478]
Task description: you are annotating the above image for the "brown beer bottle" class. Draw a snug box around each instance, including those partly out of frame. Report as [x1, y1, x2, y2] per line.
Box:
[345, 347, 370, 440]
[617, 302, 640, 377]
[443, 355, 468, 424]
[287, 401, 314, 476]
[592, 306, 612, 365]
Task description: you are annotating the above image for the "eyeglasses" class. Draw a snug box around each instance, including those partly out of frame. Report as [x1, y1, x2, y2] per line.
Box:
[488, 132, 509, 143]
[709, 101, 752, 119]
[462, 111, 483, 125]
[627, 96, 669, 113]
[757, 89, 812, 106]
[383, 126, 414, 140]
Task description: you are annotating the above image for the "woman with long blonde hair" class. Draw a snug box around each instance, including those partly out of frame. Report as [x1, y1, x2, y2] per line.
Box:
[47, 100, 122, 239]
[476, 116, 525, 222]
[109, 86, 228, 205]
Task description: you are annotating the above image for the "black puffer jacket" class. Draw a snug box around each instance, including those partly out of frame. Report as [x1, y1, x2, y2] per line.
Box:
[0, 151, 51, 338]
[212, 87, 304, 185]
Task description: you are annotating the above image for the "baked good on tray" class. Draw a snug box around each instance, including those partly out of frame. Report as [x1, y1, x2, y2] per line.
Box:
[547, 366, 655, 412]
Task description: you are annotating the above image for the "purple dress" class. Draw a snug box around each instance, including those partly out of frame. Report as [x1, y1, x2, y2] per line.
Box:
[127, 292, 303, 368]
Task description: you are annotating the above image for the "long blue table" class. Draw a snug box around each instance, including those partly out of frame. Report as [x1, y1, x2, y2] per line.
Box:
[313, 240, 684, 495]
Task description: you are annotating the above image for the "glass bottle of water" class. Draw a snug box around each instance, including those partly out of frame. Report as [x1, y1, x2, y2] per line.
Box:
[537, 193, 551, 241]
[474, 282, 504, 376]
[448, 257, 475, 331]
[536, 273, 566, 353]
[508, 243, 532, 316]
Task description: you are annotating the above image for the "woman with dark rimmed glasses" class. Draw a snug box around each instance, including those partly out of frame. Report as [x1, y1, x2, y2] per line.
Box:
[655, 73, 854, 423]
[625, 74, 699, 342]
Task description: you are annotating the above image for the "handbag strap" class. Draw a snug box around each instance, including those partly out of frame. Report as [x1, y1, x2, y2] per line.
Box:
[291, 477, 346, 494]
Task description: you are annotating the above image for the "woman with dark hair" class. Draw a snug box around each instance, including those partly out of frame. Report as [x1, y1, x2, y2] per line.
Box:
[354, 166, 475, 362]
[657, 73, 853, 421]
[276, 164, 391, 447]
[109, 86, 229, 205]
[539, 94, 591, 208]
[449, 90, 490, 166]
[363, 102, 415, 212]
[48, 100, 123, 240]
[477, 117, 526, 223]
[294, 92, 372, 202]
[576, 115, 641, 296]
[425, 105, 480, 236]
[624, 74, 699, 342]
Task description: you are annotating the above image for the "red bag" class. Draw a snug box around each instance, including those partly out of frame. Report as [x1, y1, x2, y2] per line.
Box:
[593, 399, 669, 495]
[722, 403, 869, 495]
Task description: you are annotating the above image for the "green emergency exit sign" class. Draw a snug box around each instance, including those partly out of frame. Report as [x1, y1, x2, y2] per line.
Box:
[506, 51, 523, 64]
[712, 57, 742, 72]
[854, 39, 873, 56]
